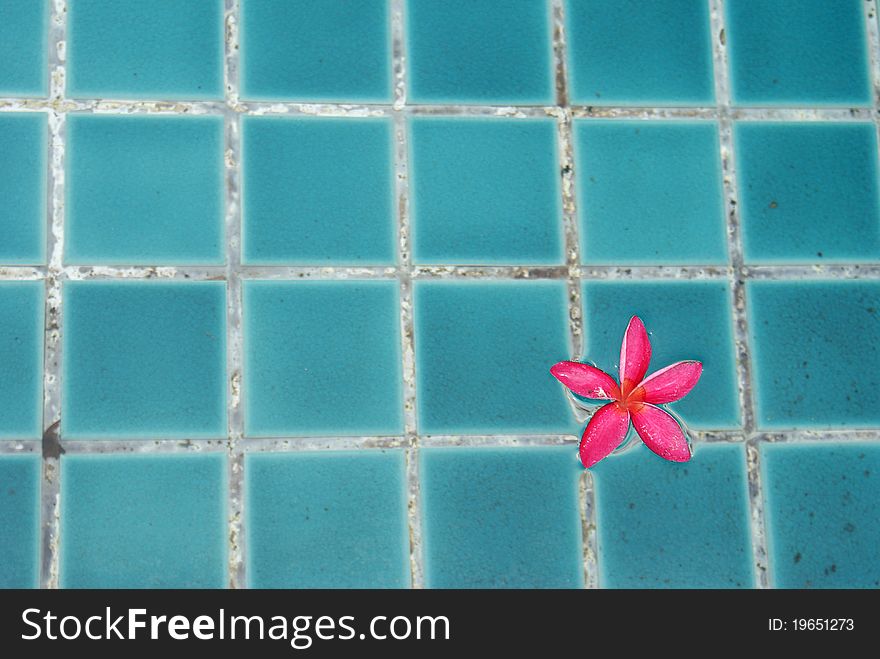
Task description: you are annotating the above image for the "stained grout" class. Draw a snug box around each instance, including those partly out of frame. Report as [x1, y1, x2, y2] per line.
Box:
[3, 98, 877, 122]
[730, 107, 874, 122]
[0, 441, 41, 455]
[403, 447, 424, 588]
[61, 439, 229, 454]
[62, 265, 227, 280]
[423, 434, 575, 448]
[709, 0, 768, 589]
[573, 106, 878, 121]
[241, 436, 409, 452]
[223, 0, 246, 590]
[38, 0, 68, 592]
[559, 118, 586, 357]
[863, 1, 880, 228]
[391, 0, 425, 590]
[0, 267, 46, 280]
[242, 265, 397, 279]
[754, 429, 880, 443]
[414, 264, 569, 279]
[7, 263, 880, 283]
[743, 264, 880, 279]
[23, 427, 880, 455]
[579, 470, 599, 589]
[550, 0, 596, 590]
[6, 262, 880, 283]
[710, 1, 757, 439]
[745, 438, 770, 588]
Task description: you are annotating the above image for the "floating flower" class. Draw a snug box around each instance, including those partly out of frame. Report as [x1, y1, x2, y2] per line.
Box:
[551, 316, 702, 468]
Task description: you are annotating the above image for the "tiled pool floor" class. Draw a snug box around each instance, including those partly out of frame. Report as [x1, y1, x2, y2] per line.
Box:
[1, 0, 879, 589]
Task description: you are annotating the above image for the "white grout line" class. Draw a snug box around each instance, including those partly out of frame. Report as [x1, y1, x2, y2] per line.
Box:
[578, 264, 728, 281]
[710, 0, 757, 434]
[5, 98, 876, 121]
[0, 441, 41, 454]
[865, 1, 880, 103]
[408, 104, 555, 118]
[0, 99, 228, 114]
[0, 266, 46, 280]
[1, 99, 556, 118]
[856, 11, 880, 543]
[864, 0, 880, 225]
[572, 106, 877, 121]
[38, 0, 67, 591]
[754, 429, 880, 443]
[709, 0, 768, 589]
[62, 439, 229, 454]
[412, 264, 568, 279]
[24, 431, 749, 451]
[403, 446, 424, 589]
[243, 102, 390, 118]
[241, 436, 408, 452]
[242, 265, 397, 279]
[65, 264, 395, 281]
[572, 106, 716, 120]
[550, 0, 596, 590]
[745, 438, 770, 588]
[579, 470, 600, 588]
[422, 434, 576, 448]
[392, 6, 415, 440]
[391, 0, 424, 590]
[744, 264, 880, 279]
[223, 0, 246, 590]
[7, 262, 880, 282]
[30, 427, 880, 455]
[9, 263, 880, 282]
[0, 101, 50, 112]
[731, 107, 874, 122]
[62, 265, 227, 280]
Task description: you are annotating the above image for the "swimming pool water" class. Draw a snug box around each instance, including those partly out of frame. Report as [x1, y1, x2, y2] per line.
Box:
[0, 0, 878, 589]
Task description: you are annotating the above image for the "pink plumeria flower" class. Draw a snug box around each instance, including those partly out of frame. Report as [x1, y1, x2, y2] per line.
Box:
[551, 316, 703, 468]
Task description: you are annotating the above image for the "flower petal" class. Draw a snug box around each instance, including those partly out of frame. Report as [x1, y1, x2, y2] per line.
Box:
[635, 360, 703, 404]
[579, 403, 631, 468]
[619, 316, 652, 397]
[630, 403, 691, 463]
[550, 361, 620, 400]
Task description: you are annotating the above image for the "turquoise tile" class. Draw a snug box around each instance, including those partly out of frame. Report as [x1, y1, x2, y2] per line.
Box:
[593, 443, 753, 588]
[0, 283, 43, 440]
[0, 113, 46, 265]
[566, 0, 714, 105]
[244, 281, 402, 437]
[240, 0, 390, 102]
[414, 281, 574, 434]
[247, 451, 409, 588]
[747, 281, 880, 429]
[410, 117, 562, 265]
[762, 442, 880, 588]
[242, 117, 395, 265]
[0, 0, 47, 96]
[726, 0, 870, 105]
[582, 281, 740, 429]
[67, 0, 223, 100]
[421, 447, 582, 588]
[735, 123, 880, 264]
[63, 282, 227, 439]
[60, 454, 226, 588]
[407, 0, 552, 104]
[575, 121, 727, 265]
[0, 455, 40, 588]
[66, 115, 224, 265]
